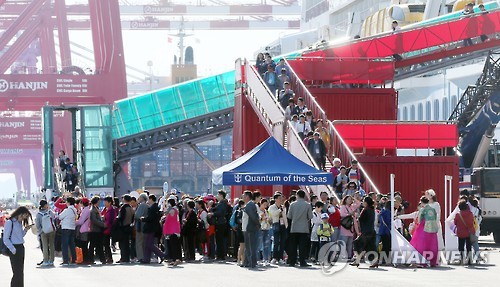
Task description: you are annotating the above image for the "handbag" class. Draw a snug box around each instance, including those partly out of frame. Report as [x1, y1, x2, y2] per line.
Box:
[340, 206, 354, 230]
[340, 215, 353, 230]
[458, 213, 478, 244]
[76, 216, 89, 241]
[0, 220, 14, 256]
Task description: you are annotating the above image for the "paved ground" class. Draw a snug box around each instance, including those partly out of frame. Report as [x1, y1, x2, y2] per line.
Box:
[1, 231, 498, 287]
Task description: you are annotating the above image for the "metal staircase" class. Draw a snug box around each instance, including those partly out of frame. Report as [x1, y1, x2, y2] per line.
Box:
[240, 58, 335, 196]
[449, 52, 500, 127]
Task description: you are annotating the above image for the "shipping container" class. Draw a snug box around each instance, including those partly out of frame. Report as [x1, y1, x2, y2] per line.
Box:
[309, 88, 398, 121]
[170, 149, 183, 161]
[231, 88, 277, 199]
[196, 161, 211, 175]
[182, 148, 195, 161]
[170, 161, 183, 176]
[357, 155, 460, 224]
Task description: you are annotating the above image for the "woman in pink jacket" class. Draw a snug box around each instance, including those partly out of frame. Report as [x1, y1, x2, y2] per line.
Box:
[75, 198, 91, 264]
[339, 194, 360, 260]
[163, 198, 181, 266]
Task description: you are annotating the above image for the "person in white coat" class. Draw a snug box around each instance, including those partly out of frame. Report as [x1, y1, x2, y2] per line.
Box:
[57, 197, 78, 265]
[310, 201, 324, 262]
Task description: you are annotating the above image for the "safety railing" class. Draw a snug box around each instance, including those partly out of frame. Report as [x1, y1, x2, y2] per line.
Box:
[302, 8, 500, 59]
[286, 58, 381, 194]
[242, 58, 286, 144]
[286, 119, 335, 197]
[329, 120, 381, 194]
[241, 58, 334, 196]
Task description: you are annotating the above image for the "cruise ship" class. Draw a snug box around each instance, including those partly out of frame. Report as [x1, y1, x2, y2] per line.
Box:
[261, 0, 499, 140]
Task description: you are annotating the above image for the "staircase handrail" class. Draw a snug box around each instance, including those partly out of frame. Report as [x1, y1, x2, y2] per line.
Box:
[285, 58, 381, 194]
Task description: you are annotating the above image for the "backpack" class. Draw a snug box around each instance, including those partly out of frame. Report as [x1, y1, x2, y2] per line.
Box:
[225, 203, 233, 224]
[229, 209, 237, 229]
[0, 220, 14, 256]
[41, 211, 56, 234]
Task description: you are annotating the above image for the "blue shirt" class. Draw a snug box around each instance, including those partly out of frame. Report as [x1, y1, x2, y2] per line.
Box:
[3, 218, 27, 254]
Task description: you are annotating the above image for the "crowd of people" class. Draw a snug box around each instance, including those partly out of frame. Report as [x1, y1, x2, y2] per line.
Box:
[1, 181, 485, 286]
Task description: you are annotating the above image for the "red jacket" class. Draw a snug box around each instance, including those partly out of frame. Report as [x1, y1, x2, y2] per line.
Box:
[329, 206, 341, 228]
[102, 207, 116, 236]
[454, 210, 475, 239]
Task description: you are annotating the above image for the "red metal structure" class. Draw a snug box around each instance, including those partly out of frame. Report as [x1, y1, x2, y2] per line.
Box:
[0, 0, 126, 110]
[0, 0, 127, 194]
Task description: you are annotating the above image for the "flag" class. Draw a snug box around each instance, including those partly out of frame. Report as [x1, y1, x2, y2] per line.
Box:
[168, 37, 173, 44]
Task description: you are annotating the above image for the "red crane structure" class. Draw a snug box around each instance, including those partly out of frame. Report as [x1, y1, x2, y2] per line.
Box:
[0, 0, 127, 197]
[0, 0, 301, 197]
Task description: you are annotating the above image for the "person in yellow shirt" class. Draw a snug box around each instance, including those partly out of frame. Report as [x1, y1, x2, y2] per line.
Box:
[317, 213, 334, 250]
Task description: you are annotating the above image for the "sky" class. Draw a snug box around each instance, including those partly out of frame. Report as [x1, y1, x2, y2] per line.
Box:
[1, 27, 293, 199]
[1, 0, 299, 198]
[70, 29, 291, 80]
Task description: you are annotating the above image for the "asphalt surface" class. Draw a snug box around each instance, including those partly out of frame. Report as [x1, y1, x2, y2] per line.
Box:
[1, 228, 499, 287]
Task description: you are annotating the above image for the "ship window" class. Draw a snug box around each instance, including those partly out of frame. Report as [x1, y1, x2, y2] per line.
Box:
[426, 101, 431, 120]
[418, 103, 423, 121]
[434, 99, 440, 120]
[451, 95, 458, 109]
[442, 98, 449, 120]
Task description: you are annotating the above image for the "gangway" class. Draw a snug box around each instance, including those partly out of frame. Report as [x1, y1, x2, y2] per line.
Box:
[112, 70, 235, 161]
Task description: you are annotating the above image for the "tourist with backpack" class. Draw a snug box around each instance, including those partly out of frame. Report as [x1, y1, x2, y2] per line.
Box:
[35, 200, 56, 267]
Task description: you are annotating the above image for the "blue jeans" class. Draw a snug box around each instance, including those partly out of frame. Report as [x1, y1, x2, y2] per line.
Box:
[61, 229, 76, 264]
[259, 229, 271, 261]
[339, 235, 353, 259]
[331, 227, 340, 243]
[256, 229, 262, 261]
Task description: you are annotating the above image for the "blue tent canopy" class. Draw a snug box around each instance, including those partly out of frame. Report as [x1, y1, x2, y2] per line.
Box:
[212, 137, 333, 186]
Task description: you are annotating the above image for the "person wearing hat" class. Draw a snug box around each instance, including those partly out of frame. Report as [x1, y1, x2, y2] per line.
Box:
[307, 131, 327, 170]
[275, 58, 290, 79]
[35, 200, 56, 267]
[317, 213, 334, 250]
